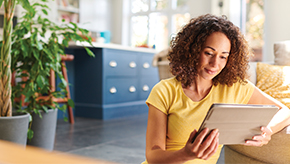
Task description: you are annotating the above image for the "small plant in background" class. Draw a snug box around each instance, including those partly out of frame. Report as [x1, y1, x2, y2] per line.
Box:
[10, 0, 94, 139]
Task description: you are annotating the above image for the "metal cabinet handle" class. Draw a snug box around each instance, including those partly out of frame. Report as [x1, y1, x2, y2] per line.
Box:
[143, 62, 150, 69]
[129, 61, 136, 68]
[110, 87, 117, 94]
[143, 85, 149, 91]
[109, 61, 117, 67]
[129, 86, 136, 93]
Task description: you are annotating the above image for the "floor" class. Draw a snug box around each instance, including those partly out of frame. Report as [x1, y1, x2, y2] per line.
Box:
[53, 113, 225, 164]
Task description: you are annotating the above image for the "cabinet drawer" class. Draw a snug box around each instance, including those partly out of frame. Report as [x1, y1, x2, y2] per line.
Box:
[140, 54, 158, 76]
[139, 77, 158, 100]
[105, 78, 138, 104]
[103, 49, 138, 76]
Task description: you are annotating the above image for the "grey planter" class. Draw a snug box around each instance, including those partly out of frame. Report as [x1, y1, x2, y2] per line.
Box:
[27, 108, 58, 151]
[0, 112, 30, 146]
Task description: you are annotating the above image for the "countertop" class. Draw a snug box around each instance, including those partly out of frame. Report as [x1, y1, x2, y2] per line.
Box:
[69, 41, 158, 54]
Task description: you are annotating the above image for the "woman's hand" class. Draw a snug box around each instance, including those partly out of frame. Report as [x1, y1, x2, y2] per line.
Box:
[244, 126, 273, 147]
[182, 128, 219, 160]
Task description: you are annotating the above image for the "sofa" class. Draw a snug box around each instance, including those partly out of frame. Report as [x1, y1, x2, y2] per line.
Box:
[224, 61, 290, 164]
[224, 41, 290, 164]
[153, 40, 290, 163]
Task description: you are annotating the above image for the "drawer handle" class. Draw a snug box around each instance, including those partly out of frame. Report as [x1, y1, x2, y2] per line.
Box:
[143, 62, 150, 69]
[110, 87, 117, 94]
[109, 61, 117, 67]
[129, 61, 136, 68]
[129, 86, 136, 93]
[143, 85, 149, 91]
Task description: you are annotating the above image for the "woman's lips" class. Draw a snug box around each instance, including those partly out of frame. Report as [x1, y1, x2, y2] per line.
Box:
[205, 68, 217, 75]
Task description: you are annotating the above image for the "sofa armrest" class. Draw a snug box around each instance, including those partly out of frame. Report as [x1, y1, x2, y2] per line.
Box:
[248, 62, 258, 84]
[225, 125, 290, 164]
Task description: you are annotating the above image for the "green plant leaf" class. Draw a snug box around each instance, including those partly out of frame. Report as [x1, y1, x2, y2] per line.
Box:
[27, 129, 34, 140]
[0, 0, 3, 8]
[62, 39, 69, 47]
[42, 106, 48, 113]
[17, 0, 31, 12]
[41, 9, 48, 15]
[28, 113, 32, 122]
[67, 99, 75, 108]
[36, 75, 45, 88]
[60, 104, 67, 110]
[84, 47, 95, 57]
[36, 41, 43, 50]
[63, 117, 68, 122]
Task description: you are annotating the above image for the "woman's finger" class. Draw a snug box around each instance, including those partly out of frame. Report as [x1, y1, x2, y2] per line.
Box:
[192, 128, 209, 146]
[201, 132, 219, 160]
[244, 140, 264, 146]
[187, 129, 197, 144]
[198, 129, 219, 154]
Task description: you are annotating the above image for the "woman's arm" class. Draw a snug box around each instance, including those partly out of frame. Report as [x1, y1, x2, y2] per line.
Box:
[246, 87, 290, 146]
[145, 104, 219, 163]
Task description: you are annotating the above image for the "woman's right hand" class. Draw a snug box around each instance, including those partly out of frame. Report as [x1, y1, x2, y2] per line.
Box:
[182, 128, 219, 160]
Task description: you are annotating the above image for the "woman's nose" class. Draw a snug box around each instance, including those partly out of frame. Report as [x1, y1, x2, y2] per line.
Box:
[209, 57, 218, 67]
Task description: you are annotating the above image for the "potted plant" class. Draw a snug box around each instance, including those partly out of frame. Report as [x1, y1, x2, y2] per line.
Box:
[0, 0, 31, 145]
[10, 0, 94, 150]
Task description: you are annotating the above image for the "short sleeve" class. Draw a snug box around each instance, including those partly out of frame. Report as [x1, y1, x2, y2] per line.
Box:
[235, 80, 256, 104]
[146, 80, 173, 115]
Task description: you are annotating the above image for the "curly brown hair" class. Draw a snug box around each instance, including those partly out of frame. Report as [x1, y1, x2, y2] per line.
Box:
[168, 14, 252, 87]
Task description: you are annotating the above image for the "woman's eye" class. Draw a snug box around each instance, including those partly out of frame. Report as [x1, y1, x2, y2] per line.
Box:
[221, 56, 227, 59]
[205, 52, 213, 56]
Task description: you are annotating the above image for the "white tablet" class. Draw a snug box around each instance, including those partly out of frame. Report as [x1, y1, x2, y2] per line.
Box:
[197, 103, 279, 145]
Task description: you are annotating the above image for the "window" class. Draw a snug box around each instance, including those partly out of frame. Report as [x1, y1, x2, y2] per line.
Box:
[245, 0, 264, 61]
[130, 0, 190, 51]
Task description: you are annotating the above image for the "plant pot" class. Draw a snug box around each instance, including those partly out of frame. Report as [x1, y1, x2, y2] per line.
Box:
[27, 108, 58, 151]
[0, 112, 30, 146]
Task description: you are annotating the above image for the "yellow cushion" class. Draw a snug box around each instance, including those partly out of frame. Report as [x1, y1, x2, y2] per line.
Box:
[256, 62, 290, 108]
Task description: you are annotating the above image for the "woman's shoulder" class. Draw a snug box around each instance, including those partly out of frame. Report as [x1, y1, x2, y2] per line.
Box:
[156, 77, 180, 88]
[214, 80, 256, 93]
[152, 77, 180, 93]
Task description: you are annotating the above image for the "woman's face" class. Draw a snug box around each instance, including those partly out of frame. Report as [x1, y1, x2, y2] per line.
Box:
[197, 32, 231, 81]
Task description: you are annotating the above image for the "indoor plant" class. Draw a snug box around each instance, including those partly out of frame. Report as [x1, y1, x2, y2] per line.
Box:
[0, 0, 31, 145]
[10, 0, 94, 149]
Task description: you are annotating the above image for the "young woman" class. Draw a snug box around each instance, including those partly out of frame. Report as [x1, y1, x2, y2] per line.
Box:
[143, 14, 290, 164]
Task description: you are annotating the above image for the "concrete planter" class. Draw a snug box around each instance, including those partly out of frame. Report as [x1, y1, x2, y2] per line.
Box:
[27, 108, 58, 151]
[0, 112, 30, 146]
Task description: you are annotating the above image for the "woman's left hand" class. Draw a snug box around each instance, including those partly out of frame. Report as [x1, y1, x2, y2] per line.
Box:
[243, 126, 273, 147]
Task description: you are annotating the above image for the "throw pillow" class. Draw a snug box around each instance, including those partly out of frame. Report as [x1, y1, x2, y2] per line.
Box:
[256, 62, 290, 108]
[274, 40, 290, 66]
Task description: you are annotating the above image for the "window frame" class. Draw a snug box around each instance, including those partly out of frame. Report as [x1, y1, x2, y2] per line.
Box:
[128, 0, 190, 50]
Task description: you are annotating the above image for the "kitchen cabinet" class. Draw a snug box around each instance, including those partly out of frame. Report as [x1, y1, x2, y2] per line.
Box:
[69, 46, 159, 120]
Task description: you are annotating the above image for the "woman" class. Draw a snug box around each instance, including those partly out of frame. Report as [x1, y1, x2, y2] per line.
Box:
[143, 14, 290, 164]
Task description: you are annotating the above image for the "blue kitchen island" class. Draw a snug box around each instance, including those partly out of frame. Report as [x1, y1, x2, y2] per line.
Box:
[66, 43, 159, 120]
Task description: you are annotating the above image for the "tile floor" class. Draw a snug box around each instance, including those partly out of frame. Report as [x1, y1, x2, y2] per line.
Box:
[53, 113, 225, 164]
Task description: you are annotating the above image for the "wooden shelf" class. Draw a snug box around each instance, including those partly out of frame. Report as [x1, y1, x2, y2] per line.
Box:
[57, 6, 79, 13]
[57, 0, 79, 23]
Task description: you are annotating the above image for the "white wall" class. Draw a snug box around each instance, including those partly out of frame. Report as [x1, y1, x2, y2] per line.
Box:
[79, 0, 112, 33]
[110, 0, 130, 45]
[188, 0, 212, 17]
[263, 0, 290, 62]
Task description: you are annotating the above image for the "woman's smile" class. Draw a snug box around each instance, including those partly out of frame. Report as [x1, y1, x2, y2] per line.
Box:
[204, 68, 218, 75]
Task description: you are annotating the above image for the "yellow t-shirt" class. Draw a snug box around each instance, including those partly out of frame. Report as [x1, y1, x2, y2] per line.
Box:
[144, 77, 255, 164]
